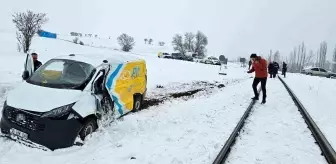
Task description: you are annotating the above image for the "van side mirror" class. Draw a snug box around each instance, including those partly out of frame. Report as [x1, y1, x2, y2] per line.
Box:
[22, 71, 30, 80]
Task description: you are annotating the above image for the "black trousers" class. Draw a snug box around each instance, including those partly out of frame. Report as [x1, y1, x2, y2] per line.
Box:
[252, 78, 267, 100]
[282, 69, 286, 77]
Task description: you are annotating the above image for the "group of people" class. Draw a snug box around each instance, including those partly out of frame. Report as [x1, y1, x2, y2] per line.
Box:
[247, 54, 288, 104]
[267, 61, 288, 78]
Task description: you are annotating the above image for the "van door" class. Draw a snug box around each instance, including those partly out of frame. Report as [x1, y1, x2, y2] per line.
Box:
[105, 64, 126, 117]
[23, 53, 34, 79]
[91, 66, 115, 115]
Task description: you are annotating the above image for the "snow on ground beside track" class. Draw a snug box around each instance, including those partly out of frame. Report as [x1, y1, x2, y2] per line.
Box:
[226, 78, 327, 164]
[0, 79, 254, 164]
[282, 74, 336, 149]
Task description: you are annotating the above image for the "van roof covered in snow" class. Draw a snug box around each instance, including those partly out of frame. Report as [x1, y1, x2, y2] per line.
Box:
[53, 52, 143, 67]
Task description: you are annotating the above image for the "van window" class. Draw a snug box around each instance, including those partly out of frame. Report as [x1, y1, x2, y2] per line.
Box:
[27, 59, 96, 89]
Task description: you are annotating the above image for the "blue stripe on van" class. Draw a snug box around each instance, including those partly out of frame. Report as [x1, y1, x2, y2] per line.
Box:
[112, 95, 123, 115]
[106, 64, 123, 89]
[106, 64, 124, 115]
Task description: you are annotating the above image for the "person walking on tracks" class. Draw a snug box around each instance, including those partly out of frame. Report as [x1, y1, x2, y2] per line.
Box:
[272, 61, 280, 78]
[282, 62, 287, 78]
[268, 62, 274, 78]
[247, 53, 268, 104]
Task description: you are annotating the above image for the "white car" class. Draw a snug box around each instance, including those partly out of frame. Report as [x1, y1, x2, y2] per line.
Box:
[202, 57, 221, 65]
[301, 67, 336, 78]
[158, 52, 172, 58]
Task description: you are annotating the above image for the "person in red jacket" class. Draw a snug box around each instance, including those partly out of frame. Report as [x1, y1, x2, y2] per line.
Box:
[247, 53, 268, 104]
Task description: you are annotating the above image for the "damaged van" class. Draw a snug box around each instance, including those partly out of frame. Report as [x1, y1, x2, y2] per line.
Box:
[0, 53, 147, 150]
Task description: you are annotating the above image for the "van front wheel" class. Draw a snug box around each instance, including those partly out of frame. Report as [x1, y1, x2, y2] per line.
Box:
[79, 117, 98, 141]
[133, 95, 142, 112]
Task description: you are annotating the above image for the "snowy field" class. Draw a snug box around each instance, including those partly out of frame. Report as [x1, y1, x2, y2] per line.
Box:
[226, 79, 326, 164]
[0, 33, 253, 163]
[283, 74, 336, 149]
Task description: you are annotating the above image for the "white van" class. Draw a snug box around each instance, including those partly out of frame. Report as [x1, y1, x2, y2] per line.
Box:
[0, 53, 147, 150]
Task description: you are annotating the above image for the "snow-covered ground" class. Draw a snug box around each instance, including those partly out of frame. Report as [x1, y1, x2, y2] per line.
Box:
[0, 78, 256, 164]
[226, 79, 327, 164]
[282, 74, 336, 149]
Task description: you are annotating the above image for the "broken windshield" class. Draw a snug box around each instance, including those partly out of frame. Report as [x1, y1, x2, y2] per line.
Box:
[27, 59, 96, 89]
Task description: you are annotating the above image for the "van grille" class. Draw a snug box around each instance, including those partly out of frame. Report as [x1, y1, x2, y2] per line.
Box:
[3, 106, 45, 131]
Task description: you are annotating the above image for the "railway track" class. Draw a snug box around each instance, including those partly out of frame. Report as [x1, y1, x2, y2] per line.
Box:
[213, 77, 336, 164]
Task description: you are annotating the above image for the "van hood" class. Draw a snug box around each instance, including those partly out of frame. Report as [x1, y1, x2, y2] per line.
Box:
[6, 82, 83, 112]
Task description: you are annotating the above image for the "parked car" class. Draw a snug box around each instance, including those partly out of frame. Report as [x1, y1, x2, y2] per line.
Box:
[184, 55, 194, 62]
[203, 56, 221, 65]
[171, 53, 193, 61]
[157, 52, 172, 59]
[301, 67, 336, 78]
[171, 53, 184, 60]
[1, 53, 147, 150]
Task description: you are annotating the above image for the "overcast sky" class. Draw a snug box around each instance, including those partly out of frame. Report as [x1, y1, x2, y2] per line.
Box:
[1, 0, 336, 59]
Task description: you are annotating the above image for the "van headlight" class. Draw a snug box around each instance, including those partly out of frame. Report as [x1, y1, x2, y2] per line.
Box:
[41, 103, 74, 118]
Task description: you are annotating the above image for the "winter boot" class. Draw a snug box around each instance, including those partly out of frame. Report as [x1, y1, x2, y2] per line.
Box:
[261, 99, 266, 104]
[251, 97, 259, 101]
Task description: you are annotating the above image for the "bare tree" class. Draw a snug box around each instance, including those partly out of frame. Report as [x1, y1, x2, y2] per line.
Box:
[148, 38, 153, 45]
[306, 50, 315, 67]
[12, 10, 48, 53]
[288, 42, 312, 73]
[317, 41, 327, 67]
[73, 37, 79, 44]
[332, 45, 336, 72]
[268, 50, 273, 63]
[172, 34, 186, 55]
[273, 50, 280, 63]
[117, 33, 135, 52]
[144, 38, 148, 44]
[194, 31, 208, 58]
[184, 32, 195, 52]
[158, 41, 165, 46]
[17, 43, 21, 52]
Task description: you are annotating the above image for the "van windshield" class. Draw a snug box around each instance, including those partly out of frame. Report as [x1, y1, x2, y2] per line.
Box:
[27, 59, 96, 89]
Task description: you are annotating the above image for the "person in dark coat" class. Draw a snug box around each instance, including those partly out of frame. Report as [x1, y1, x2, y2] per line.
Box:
[272, 61, 280, 78]
[268, 62, 274, 78]
[248, 60, 252, 70]
[282, 62, 287, 78]
[31, 53, 42, 71]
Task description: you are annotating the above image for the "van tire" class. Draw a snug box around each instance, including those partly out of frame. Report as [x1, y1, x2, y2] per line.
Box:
[79, 117, 98, 141]
[132, 95, 142, 112]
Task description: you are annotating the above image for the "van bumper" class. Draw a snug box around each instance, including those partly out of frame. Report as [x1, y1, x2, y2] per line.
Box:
[0, 112, 82, 150]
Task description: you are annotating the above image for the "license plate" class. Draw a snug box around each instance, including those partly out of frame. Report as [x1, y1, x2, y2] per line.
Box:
[10, 128, 28, 139]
